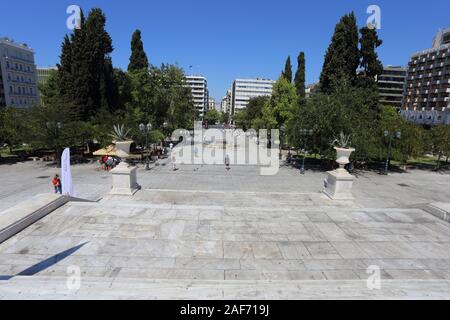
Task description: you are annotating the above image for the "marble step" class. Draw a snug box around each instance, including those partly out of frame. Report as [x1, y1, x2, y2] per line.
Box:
[1, 276, 449, 300]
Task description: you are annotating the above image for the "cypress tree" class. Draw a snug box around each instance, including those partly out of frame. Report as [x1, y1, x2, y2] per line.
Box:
[359, 26, 383, 79]
[319, 12, 360, 93]
[294, 52, 306, 100]
[84, 8, 114, 119]
[55, 8, 118, 120]
[57, 35, 73, 98]
[281, 56, 292, 83]
[70, 9, 91, 120]
[128, 29, 149, 72]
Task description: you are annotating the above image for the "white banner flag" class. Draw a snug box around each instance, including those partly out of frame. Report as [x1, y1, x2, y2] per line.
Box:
[61, 148, 74, 197]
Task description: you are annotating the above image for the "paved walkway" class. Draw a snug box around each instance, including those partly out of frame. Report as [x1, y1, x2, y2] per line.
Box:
[1, 160, 449, 212]
[0, 159, 449, 299]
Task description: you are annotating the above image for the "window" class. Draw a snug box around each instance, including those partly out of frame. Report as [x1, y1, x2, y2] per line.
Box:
[11, 99, 15, 105]
[6, 61, 10, 68]
[9, 86, 13, 93]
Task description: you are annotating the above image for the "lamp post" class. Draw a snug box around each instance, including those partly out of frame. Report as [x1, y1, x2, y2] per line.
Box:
[299, 129, 313, 174]
[46, 121, 62, 168]
[279, 124, 286, 160]
[384, 130, 401, 175]
[139, 122, 152, 170]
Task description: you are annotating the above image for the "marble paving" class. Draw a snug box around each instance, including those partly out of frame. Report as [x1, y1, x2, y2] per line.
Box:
[0, 188, 449, 299]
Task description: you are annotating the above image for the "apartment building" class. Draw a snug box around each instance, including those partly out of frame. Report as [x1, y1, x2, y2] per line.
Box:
[231, 78, 275, 115]
[378, 66, 407, 109]
[185, 75, 208, 118]
[208, 97, 215, 111]
[37, 66, 57, 85]
[401, 28, 450, 125]
[221, 89, 232, 114]
[0, 37, 39, 108]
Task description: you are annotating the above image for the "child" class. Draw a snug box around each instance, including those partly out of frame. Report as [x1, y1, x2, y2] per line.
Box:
[51, 174, 62, 194]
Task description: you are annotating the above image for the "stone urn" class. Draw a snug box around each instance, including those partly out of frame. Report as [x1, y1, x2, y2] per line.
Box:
[114, 140, 133, 155]
[334, 147, 355, 168]
[323, 147, 356, 200]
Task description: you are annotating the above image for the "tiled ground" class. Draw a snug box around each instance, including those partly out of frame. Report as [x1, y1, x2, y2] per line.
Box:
[0, 189, 449, 284]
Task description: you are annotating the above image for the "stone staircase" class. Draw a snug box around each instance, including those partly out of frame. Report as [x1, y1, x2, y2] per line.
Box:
[0, 189, 449, 299]
[1, 276, 450, 300]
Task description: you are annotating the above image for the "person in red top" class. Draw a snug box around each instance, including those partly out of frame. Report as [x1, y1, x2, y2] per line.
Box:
[51, 174, 62, 194]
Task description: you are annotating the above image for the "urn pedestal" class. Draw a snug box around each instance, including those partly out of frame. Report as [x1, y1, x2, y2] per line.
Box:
[110, 161, 141, 196]
[323, 168, 354, 200]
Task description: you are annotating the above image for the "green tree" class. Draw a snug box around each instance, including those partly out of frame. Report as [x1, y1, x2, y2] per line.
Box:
[113, 68, 133, 110]
[56, 8, 117, 121]
[261, 77, 298, 130]
[428, 125, 450, 169]
[359, 27, 383, 80]
[128, 29, 149, 72]
[127, 64, 196, 131]
[0, 107, 29, 153]
[221, 111, 230, 125]
[233, 96, 268, 130]
[204, 109, 221, 125]
[319, 12, 359, 93]
[294, 52, 306, 101]
[281, 56, 293, 83]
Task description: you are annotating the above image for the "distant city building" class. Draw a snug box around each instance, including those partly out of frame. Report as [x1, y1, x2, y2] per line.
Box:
[37, 66, 57, 85]
[185, 75, 208, 118]
[305, 83, 319, 99]
[377, 66, 406, 109]
[401, 28, 450, 125]
[0, 37, 39, 108]
[215, 100, 222, 112]
[221, 89, 232, 114]
[231, 78, 275, 115]
[208, 97, 215, 111]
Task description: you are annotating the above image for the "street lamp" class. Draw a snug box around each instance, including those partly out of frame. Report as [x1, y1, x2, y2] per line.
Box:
[384, 130, 401, 175]
[139, 122, 152, 170]
[299, 129, 313, 174]
[279, 125, 286, 160]
[46, 121, 62, 168]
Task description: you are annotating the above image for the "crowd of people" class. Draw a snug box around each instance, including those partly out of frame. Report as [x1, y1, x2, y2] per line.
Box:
[99, 155, 119, 171]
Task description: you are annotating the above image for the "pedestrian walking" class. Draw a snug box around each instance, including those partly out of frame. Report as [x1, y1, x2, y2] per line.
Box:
[51, 174, 62, 194]
[225, 154, 230, 170]
[172, 155, 177, 171]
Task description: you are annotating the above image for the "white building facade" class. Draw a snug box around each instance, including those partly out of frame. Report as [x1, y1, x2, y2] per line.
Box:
[208, 97, 215, 111]
[0, 37, 39, 108]
[185, 75, 208, 119]
[231, 78, 275, 115]
[221, 89, 232, 114]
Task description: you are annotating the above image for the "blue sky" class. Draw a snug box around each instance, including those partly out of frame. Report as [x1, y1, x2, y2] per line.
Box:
[1, 0, 449, 100]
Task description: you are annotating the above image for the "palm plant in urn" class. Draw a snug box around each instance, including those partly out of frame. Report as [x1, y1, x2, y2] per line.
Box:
[110, 124, 133, 156]
[331, 132, 355, 169]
